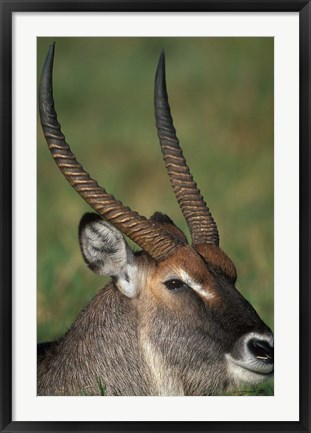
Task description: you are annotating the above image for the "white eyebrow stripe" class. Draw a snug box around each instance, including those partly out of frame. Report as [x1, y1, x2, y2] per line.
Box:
[179, 270, 215, 300]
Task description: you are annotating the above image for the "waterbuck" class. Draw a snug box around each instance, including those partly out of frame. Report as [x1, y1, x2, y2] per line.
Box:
[38, 43, 274, 396]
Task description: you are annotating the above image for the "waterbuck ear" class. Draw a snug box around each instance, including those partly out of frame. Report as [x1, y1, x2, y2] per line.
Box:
[78, 213, 139, 298]
[150, 212, 188, 243]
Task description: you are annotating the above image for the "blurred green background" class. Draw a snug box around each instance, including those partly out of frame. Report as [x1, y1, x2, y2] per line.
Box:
[37, 37, 274, 394]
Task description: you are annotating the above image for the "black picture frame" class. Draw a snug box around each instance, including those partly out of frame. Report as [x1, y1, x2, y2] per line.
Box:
[1, 1, 310, 432]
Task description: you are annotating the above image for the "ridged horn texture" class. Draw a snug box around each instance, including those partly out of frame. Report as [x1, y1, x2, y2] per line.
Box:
[154, 51, 219, 246]
[39, 43, 182, 261]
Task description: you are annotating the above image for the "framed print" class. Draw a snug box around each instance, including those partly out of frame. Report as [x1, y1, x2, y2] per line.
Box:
[36, 35, 275, 398]
[1, 1, 310, 432]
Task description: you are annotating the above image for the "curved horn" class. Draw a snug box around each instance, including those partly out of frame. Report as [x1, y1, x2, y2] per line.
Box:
[154, 51, 219, 246]
[39, 43, 182, 260]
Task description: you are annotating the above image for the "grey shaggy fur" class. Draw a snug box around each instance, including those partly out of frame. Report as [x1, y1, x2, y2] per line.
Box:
[38, 285, 151, 396]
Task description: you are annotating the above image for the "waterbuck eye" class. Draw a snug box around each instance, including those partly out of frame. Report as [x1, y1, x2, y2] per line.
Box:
[164, 279, 189, 291]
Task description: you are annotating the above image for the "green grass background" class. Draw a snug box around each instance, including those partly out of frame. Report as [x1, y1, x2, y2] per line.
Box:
[37, 37, 274, 395]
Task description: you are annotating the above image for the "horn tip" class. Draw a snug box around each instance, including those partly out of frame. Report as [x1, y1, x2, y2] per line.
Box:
[48, 41, 56, 57]
[158, 49, 165, 71]
[39, 42, 57, 121]
[42, 42, 56, 74]
[155, 49, 167, 99]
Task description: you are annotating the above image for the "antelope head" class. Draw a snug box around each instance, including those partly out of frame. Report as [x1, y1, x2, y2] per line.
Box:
[39, 44, 273, 395]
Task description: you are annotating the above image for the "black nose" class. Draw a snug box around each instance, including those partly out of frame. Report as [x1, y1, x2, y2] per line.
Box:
[247, 338, 274, 363]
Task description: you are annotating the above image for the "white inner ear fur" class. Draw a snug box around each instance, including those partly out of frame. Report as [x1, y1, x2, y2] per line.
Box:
[79, 218, 139, 298]
[115, 262, 139, 298]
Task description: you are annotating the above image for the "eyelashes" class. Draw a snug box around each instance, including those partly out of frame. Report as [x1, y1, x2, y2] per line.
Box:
[163, 273, 215, 302]
[163, 279, 190, 292]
